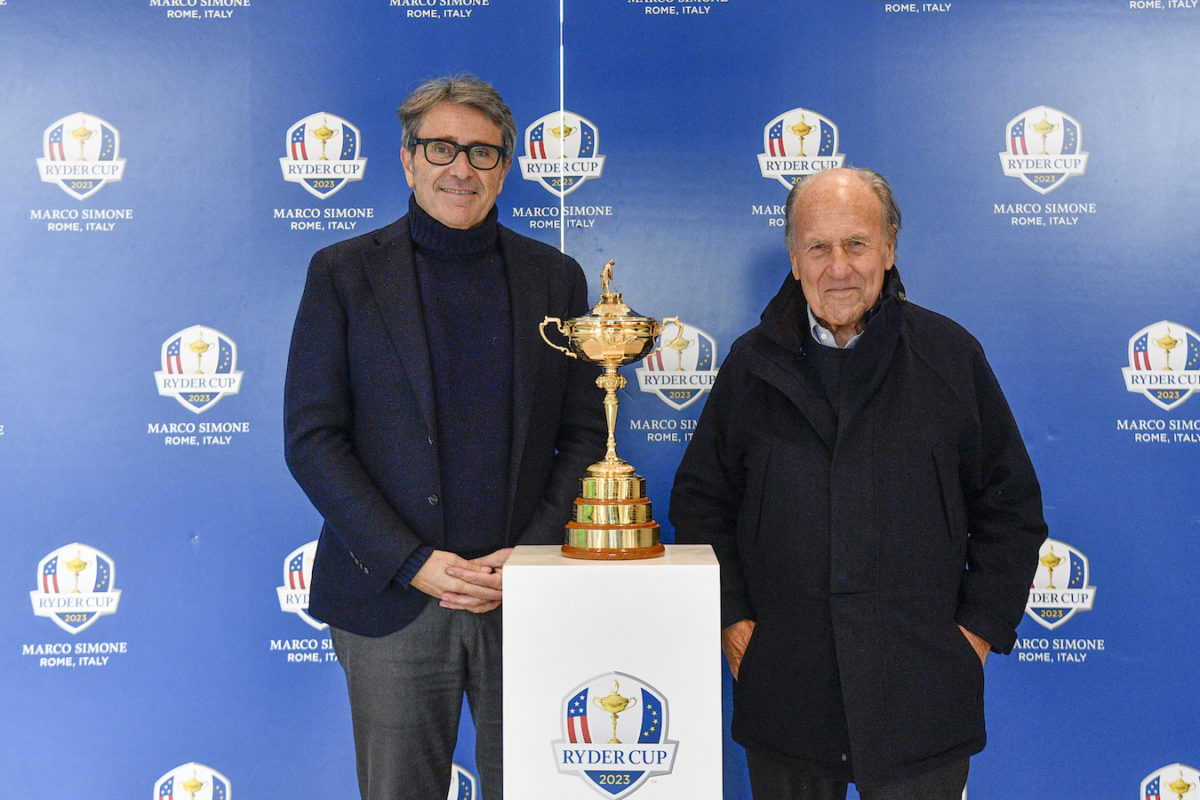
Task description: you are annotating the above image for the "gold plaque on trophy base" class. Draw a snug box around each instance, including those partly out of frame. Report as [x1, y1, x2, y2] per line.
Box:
[563, 473, 663, 559]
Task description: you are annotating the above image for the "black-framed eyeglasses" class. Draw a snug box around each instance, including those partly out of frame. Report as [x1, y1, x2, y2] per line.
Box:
[409, 137, 509, 170]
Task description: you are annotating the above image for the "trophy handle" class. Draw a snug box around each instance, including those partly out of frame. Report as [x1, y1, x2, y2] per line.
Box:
[539, 317, 576, 358]
[658, 316, 680, 340]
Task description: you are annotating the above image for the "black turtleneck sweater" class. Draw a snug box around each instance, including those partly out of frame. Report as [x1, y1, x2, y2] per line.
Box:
[399, 196, 513, 581]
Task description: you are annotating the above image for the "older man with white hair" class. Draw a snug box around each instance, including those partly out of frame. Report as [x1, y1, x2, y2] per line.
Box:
[672, 167, 1047, 800]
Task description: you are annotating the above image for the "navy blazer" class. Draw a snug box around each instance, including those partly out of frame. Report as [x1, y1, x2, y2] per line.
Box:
[284, 214, 605, 636]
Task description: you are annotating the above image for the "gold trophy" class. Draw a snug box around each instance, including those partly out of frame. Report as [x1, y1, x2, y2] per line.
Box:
[540, 260, 677, 559]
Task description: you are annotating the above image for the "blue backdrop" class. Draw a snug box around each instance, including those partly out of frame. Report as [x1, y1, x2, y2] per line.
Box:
[3, 1, 1198, 798]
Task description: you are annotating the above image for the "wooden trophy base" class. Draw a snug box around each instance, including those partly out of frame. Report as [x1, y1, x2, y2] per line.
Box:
[562, 521, 665, 560]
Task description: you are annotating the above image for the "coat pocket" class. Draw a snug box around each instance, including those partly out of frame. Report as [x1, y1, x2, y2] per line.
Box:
[932, 444, 967, 545]
[736, 444, 769, 548]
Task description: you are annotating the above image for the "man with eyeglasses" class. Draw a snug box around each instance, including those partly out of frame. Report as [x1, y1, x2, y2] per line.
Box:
[284, 75, 605, 800]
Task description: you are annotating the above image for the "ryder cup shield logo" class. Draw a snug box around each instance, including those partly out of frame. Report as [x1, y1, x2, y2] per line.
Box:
[1122, 321, 1200, 410]
[518, 111, 606, 196]
[758, 108, 845, 189]
[155, 325, 244, 414]
[553, 672, 678, 799]
[1142, 764, 1199, 800]
[37, 113, 127, 200]
[155, 763, 231, 800]
[280, 112, 367, 199]
[448, 763, 477, 800]
[1024, 539, 1096, 630]
[30, 543, 122, 634]
[635, 320, 720, 410]
[277, 540, 326, 630]
[999, 106, 1088, 194]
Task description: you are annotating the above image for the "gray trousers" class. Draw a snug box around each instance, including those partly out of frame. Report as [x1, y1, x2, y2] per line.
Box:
[331, 602, 503, 800]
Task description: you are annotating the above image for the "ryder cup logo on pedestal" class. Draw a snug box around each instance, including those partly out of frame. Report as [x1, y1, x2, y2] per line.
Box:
[1024, 538, 1096, 630]
[518, 111, 606, 196]
[553, 671, 678, 799]
[448, 763, 477, 800]
[155, 763, 231, 800]
[999, 106, 1088, 194]
[758, 108, 845, 189]
[155, 325, 244, 414]
[1142, 764, 1199, 800]
[280, 112, 367, 199]
[635, 320, 720, 411]
[1122, 320, 1200, 411]
[30, 543, 122, 634]
[37, 113, 127, 200]
[277, 540, 326, 630]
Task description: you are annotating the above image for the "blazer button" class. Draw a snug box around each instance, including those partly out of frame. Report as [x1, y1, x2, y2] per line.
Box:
[427, 494, 440, 506]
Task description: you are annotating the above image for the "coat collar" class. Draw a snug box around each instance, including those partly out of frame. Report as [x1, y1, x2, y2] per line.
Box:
[757, 265, 907, 355]
[744, 266, 908, 449]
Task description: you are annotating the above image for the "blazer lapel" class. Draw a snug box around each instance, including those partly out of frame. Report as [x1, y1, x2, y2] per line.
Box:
[500, 229, 551, 515]
[361, 218, 438, 440]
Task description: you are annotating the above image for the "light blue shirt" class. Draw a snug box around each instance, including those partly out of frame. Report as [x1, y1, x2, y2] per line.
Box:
[807, 304, 864, 350]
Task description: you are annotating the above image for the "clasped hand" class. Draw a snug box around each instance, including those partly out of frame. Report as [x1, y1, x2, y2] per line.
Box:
[410, 548, 513, 613]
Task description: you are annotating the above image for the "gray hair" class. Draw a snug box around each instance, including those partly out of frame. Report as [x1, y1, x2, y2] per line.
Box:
[784, 167, 902, 252]
[397, 74, 516, 158]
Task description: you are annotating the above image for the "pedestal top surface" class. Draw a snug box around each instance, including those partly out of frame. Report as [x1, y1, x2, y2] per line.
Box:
[507, 543, 717, 568]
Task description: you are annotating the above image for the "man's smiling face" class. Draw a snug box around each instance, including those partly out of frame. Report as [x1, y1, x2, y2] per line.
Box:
[401, 101, 510, 230]
[789, 169, 895, 346]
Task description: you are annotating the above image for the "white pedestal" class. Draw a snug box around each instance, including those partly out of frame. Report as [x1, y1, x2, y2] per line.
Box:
[503, 544, 722, 800]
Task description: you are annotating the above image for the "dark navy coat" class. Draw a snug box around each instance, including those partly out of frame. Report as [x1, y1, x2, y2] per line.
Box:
[671, 268, 1047, 788]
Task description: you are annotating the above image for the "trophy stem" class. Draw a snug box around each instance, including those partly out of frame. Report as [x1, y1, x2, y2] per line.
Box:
[596, 365, 634, 474]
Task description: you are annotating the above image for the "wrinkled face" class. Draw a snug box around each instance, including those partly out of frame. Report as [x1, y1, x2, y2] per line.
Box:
[400, 102, 510, 230]
[789, 170, 895, 339]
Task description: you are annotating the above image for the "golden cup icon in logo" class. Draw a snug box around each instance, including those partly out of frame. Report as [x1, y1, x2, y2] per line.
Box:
[1038, 545, 1062, 590]
[311, 116, 338, 161]
[592, 679, 638, 744]
[1032, 110, 1058, 155]
[182, 769, 206, 800]
[1168, 770, 1195, 800]
[66, 550, 88, 593]
[1155, 325, 1180, 371]
[188, 333, 212, 374]
[789, 114, 813, 157]
[540, 260, 676, 559]
[70, 118, 93, 160]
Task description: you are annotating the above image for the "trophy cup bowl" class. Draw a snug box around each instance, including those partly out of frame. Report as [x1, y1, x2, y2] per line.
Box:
[540, 260, 677, 559]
